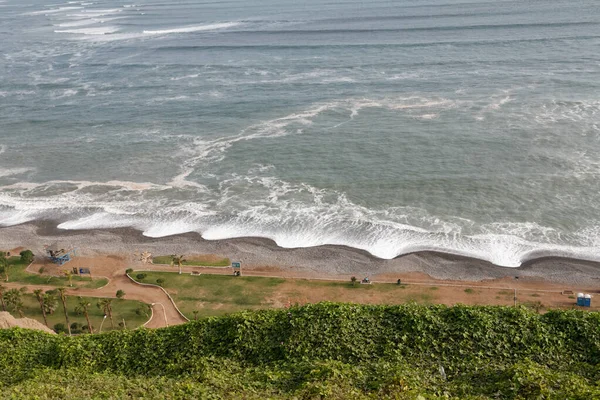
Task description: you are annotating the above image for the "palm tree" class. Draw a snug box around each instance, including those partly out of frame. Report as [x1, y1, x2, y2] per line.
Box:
[75, 297, 93, 334]
[4, 288, 24, 317]
[43, 293, 58, 315]
[63, 270, 73, 287]
[0, 284, 6, 311]
[97, 298, 114, 329]
[33, 289, 48, 327]
[57, 288, 71, 336]
[171, 255, 186, 275]
[0, 252, 9, 282]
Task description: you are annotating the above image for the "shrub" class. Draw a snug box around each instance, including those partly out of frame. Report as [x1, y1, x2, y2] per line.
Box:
[115, 290, 125, 299]
[125, 268, 133, 274]
[53, 323, 67, 334]
[5, 304, 600, 398]
[136, 273, 147, 281]
[464, 288, 475, 294]
[156, 279, 164, 285]
[19, 250, 34, 264]
[70, 322, 82, 334]
[38, 266, 45, 274]
[350, 276, 357, 286]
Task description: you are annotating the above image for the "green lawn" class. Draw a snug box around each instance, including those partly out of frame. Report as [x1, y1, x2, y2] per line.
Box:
[5, 257, 108, 288]
[132, 272, 285, 318]
[5, 292, 149, 333]
[130, 271, 418, 319]
[152, 255, 231, 267]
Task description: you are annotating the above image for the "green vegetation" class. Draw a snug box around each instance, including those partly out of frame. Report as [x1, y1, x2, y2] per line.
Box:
[0, 255, 107, 288]
[1, 303, 600, 398]
[131, 272, 440, 318]
[152, 255, 231, 267]
[133, 272, 285, 318]
[464, 288, 475, 294]
[10, 292, 149, 333]
[19, 250, 34, 264]
[135, 273, 147, 281]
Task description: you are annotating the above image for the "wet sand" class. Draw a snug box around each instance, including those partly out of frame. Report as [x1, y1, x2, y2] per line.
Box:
[1, 220, 600, 287]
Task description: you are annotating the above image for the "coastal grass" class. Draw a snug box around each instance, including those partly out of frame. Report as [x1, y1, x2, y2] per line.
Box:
[6, 293, 148, 332]
[131, 272, 439, 318]
[5, 257, 108, 288]
[152, 255, 230, 267]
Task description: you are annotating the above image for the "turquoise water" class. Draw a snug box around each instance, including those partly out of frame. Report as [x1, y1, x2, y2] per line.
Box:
[1, 0, 599, 266]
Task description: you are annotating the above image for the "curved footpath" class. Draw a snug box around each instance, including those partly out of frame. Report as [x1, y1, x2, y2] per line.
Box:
[11, 256, 189, 328]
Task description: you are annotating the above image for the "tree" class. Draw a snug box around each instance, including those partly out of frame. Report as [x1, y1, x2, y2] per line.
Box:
[351, 276, 357, 286]
[19, 250, 34, 264]
[170, 255, 186, 275]
[75, 297, 93, 334]
[135, 304, 152, 318]
[43, 292, 58, 315]
[0, 284, 6, 311]
[57, 288, 71, 336]
[0, 251, 9, 282]
[33, 289, 49, 327]
[116, 290, 125, 299]
[3, 288, 24, 317]
[97, 298, 114, 329]
[135, 273, 147, 281]
[193, 310, 199, 321]
[63, 270, 73, 287]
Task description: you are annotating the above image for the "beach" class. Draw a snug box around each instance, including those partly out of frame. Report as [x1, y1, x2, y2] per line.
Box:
[2, 221, 600, 288]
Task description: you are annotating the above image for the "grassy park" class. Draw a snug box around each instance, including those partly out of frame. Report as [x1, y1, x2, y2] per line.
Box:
[131, 271, 452, 319]
[131, 269, 588, 319]
[3, 256, 108, 289]
[16, 293, 149, 332]
[152, 255, 230, 267]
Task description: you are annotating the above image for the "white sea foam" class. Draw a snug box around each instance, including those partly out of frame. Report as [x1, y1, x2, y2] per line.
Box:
[26, 6, 82, 15]
[66, 9, 121, 18]
[3, 174, 600, 267]
[143, 22, 242, 35]
[0, 168, 34, 178]
[0, 145, 5, 155]
[56, 16, 124, 27]
[55, 26, 119, 35]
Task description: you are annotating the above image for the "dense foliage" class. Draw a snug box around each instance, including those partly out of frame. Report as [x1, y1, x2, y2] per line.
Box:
[1, 303, 599, 399]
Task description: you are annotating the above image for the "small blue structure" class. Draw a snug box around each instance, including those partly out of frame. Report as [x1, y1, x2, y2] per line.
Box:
[577, 293, 592, 307]
[46, 245, 77, 266]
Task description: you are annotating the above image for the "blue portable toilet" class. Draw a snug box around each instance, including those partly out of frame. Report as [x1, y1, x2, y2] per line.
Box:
[584, 294, 592, 307]
[577, 293, 585, 306]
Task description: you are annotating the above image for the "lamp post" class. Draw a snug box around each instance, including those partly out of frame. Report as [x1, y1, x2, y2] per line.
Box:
[152, 302, 168, 327]
[99, 314, 107, 333]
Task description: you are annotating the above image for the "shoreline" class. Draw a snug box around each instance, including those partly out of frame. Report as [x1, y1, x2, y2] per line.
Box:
[1, 220, 600, 286]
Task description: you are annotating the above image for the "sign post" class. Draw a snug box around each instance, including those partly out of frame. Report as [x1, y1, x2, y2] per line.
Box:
[232, 262, 241, 276]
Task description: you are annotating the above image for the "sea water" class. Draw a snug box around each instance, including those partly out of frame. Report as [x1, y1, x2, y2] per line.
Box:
[0, 0, 599, 267]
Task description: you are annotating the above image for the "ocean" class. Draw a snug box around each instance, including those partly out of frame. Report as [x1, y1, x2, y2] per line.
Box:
[0, 0, 599, 267]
